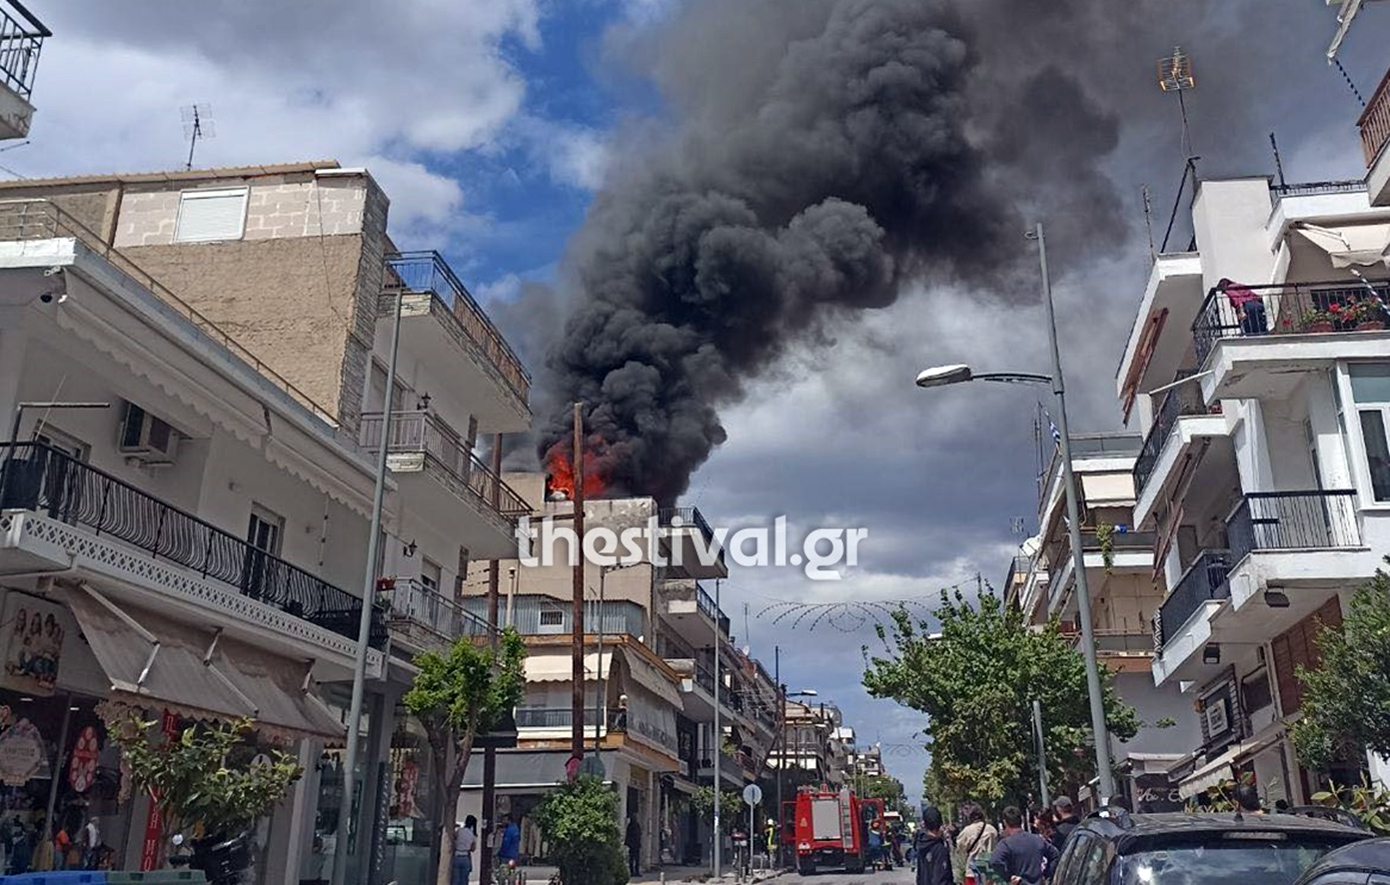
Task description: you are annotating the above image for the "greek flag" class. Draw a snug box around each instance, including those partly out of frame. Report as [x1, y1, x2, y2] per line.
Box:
[1043, 408, 1061, 446]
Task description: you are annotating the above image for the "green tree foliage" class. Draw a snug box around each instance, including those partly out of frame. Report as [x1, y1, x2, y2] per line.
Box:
[402, 630, 527, 885]
[112, 715, 302, 842]
[690, 785, 744, 830]
[1291, 568, 1390, 771]
[862, 591, 1139, 810]
[534, 775, 630, 885]
[858, 774, 908, 812]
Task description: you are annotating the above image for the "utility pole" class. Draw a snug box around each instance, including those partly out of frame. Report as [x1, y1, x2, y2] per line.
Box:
[594, 567, 607, 753]
[774, 646, 782, 870]
[570, 403, 587, 770]
[480, 434, 504, 885]
[712, 578, 723, 880]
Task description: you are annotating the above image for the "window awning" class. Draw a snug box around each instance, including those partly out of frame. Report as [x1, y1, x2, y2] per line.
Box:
[1294, 222, 1390, 268]
[1178, 743, 1241, 798]
[619, 649, 684, 708]
[65, 585, 344, 741]
[461, 749, 615, 789]
[524, 651, 610, 682]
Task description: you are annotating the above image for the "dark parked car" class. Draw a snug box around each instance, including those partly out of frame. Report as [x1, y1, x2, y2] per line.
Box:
[1293, 836, 1390, 885]
[1050, 809, 1370, 885]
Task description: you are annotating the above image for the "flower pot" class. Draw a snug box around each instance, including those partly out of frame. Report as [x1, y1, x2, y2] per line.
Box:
[1304, 321, 1336, 333]
[1357, 321, 1386, 331]
[190, 831, 254, 885]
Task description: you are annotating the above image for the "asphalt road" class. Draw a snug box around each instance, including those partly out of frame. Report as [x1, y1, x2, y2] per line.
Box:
[782, 867, 917, 885]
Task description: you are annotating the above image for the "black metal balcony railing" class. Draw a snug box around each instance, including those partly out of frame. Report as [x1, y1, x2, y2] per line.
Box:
[1359, 67, 1390, 166]
[0, 1, 47, 100]
[1270, 181, 1370, 201]
[1192, 280, 1390, 366]
[1134, 369, 1213, 495]
[378, 577, 493, 640]
[359, 411, 529, 519]
[383, 252, 531, 404]
[659, 505, 726, 571]
[1156, 550, 1231, 651]
[1227, 490, 1361, 563]
[0, 443, 387, 648]
[516, 707, 577, 729]
[695, 584, 732, 636]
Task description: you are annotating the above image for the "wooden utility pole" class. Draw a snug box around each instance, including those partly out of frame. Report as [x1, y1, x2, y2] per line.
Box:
[480, 433, 503, 885]
[570, 404, 587, 766]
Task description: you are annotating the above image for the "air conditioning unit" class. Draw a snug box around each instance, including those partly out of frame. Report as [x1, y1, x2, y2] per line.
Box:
[118, 403, 178, 465]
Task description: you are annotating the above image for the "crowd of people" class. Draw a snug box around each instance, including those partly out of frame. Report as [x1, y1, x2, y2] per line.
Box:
[912, 795, 1086, 885]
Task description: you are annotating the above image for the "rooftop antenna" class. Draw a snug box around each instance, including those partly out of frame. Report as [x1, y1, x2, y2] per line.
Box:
[1270, 132, 1287, 189]
[1141, 184, 1156, 261]
[1010, 517, 1026, 536]
[1157, 47, 1197, 161]
[180, 104, 215, 171]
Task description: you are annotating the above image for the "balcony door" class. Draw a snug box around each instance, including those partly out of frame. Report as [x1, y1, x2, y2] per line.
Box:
[1301, 419, 1336, 547]
[33, 429, 88, 524]
[242, 504, 284, 603]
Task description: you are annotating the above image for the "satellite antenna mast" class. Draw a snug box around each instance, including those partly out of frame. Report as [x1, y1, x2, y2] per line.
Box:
[181, 104, 215, 171]
[1157, 47, 1196, 161]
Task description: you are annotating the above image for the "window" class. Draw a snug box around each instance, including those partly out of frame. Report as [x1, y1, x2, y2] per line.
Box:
[1349, 364, 1390, 502]
[247, 505, 283, 556]
[420, 558, 441, 593]
[174, 188, 249, 242]
[539, 610, 564, 627]
[1242, 667, 1273, 714]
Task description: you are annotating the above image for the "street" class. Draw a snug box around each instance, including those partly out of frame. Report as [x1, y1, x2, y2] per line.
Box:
[781, 871, 915, 885]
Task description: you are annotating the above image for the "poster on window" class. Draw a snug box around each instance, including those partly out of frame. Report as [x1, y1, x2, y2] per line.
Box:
[1, 593, 66, 696]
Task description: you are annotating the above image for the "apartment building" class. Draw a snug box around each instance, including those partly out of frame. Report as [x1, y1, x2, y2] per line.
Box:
[0, 160, 530, 884]
[772, 700, 849, 791]
[457, 484, 782, 870]
[1007, 433, 1202, 810]
[1112, 68, 1390, 804]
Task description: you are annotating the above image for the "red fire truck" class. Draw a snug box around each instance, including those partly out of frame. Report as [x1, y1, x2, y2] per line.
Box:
[781, 787, 879, 875]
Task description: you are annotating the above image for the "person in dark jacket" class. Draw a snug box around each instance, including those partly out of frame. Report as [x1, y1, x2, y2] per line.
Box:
[1049, 796, 1080, 850]
[990, 806, 1059, 885]
[915, 806, 953, 885]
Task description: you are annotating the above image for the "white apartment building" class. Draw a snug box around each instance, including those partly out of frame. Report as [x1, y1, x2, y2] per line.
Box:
[1114, 73, 1390, 803]
[1008, 433, 1202, 810]
[0, 161, 530, 884]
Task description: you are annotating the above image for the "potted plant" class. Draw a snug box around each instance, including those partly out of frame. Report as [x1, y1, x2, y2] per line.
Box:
[1346, 297, 1388, 331]
[1297, 305, 1337, 333]
[111, 715, 303, 884]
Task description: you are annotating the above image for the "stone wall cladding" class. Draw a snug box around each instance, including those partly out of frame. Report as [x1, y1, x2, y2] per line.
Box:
[337, 177, 392, 438]
[0, 183, 121, 238]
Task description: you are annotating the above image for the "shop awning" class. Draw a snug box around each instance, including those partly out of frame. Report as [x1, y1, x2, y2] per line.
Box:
[524, 651, 609, 682]
[1177, 744, 1241, 799]
[461, 750, 615, 789]
[1295, 222, 1390, 268]
[66, 585, 344, 741]
[620, 649, 684, 707]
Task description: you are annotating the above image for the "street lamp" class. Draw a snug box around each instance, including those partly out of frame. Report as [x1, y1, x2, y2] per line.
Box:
[912, 222, 1116, 803]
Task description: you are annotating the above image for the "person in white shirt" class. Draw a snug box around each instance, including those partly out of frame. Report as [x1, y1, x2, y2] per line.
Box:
[453, 815, 478, 885]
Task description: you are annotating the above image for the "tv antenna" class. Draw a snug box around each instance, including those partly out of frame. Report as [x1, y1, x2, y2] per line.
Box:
[1010, 517, 1026, 536]
[181, 104, 215, 171]
[1157, 47, 1196, 161]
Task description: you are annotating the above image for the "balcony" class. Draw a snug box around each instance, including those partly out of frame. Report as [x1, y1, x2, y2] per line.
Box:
[1156, 550, 1231, 652]
[1362, 67, 1390, 206]
[377, 576, 493, 653]
[382, 252, 531, 433]
[697, 751, 746, 787]
[1227, 490, 1361, 558]
[0, 442, 386, 650]
[0, 2, 47, 139]
[1192, 280, 1390, 400]
[359, 410, 527, 557]
[658, 506, 727, 579]
[1049, 528, 1156, 616]
[659, 578, 731, 641]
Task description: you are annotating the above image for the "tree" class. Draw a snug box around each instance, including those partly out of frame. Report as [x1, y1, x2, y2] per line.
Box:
[862, 590, 1139, 811]
[534, 774, 629, 885]
[858, 774, 908, 812]
[1292, 567, 1390, 771]
[690, 785, 743, 831]
[402, 630, 527, 885]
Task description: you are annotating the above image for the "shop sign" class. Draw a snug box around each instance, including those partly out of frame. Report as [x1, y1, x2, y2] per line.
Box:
[140, 710, 181, 870]
[1, 594, 67, 696]
[0, 718, 47, 784]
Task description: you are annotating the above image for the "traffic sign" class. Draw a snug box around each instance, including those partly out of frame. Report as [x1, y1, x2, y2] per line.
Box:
[742, 784, 763, 806]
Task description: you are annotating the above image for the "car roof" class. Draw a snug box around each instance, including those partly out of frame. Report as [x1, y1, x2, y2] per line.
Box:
[1296, 836, 1390, 881]
[1077, 812, 1369, 854]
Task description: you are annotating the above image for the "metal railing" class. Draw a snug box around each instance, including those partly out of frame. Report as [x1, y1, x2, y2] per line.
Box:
[1090, 630, 1156, 653]
[378, 576, 493, 640]
[1134, 370, 1212, 494]
[696, 584, 732, 636]
[1359, 67, 1390, 165]
[383, 252, 531, 403]
[516, 707, 581, 729]
[358, 410, 529, 519]
[658, 505, 726, 569]
[1271, 180, 1370, 200]
[0, 1, 47, 100]
[1192, 279, 1390, 366]
[0, 442, 386, 647]
[1157, 549, 1231, 651]
[1227, 490, 1361, 562]
[0, 199, 338, 426]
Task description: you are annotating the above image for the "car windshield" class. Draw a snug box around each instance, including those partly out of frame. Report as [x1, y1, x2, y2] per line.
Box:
[1117, 838, 1352, 885]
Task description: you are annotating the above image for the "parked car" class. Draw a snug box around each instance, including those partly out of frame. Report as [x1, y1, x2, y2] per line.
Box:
[1050, 808, 1370, 885]
[1293, 836, 1390, 885]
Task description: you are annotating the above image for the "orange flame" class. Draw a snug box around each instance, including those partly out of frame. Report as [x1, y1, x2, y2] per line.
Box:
[545, 444, 607, 499]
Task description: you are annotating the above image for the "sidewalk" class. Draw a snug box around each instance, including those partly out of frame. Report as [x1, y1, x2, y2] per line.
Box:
[515, 864, 787, 884]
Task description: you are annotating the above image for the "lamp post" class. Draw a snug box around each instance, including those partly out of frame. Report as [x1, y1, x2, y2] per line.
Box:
[913, 222, 1115, 802]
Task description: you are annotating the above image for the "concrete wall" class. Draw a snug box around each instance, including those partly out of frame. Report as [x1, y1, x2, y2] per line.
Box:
[1192, 179, 1277, 289]
[1093, 572, 1162, 635]
[1116, 672, 1204, 757]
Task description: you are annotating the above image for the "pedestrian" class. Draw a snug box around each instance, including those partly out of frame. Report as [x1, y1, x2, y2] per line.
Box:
[952, 805, 997, 885]
[1049, 797, 1080, 850]
[1218, 278, 1268, 336]
[625, 815, 642, 876]
[497, 814, 521, 868]
[1234, 784, 1264, 815]
[1106, 795, 1130, 813]
[989, 806, 1059, 885]
[915, 807, 953, 885]
[1031, 810, 1056, 845]
[452, 816, 477, 885]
